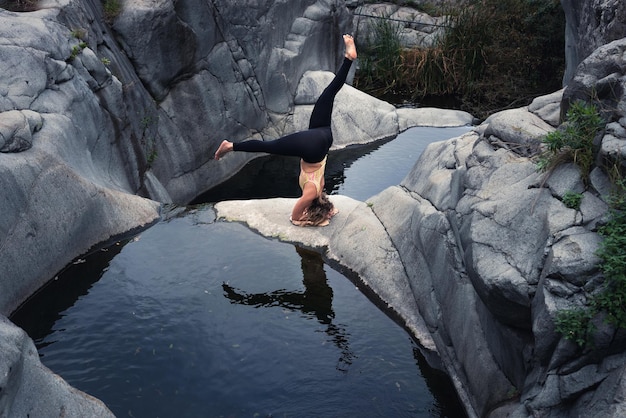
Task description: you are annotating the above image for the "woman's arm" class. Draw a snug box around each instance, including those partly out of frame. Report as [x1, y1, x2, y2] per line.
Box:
[291, 183, 317, 222]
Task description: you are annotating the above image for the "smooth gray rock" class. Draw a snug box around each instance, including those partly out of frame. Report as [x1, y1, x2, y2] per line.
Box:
[396, 107, 475, 129]
[579, 190, 610, 229]
[544, 162, 586, 198]
[544, 227, 602, 286]
[0, 316, 114, 417]
[561, 0, 626, 85]
[401, 131, 476, 211]
[528, 90, 564, 127]
[482, 108, 555, 156]
[0, 110, 39, 152]
[580, 359, 626, 418]
[561, 38, 626, 125]
[352, 3, 447, 48]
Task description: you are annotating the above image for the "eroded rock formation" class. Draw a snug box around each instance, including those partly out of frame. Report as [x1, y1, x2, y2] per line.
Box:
[0, 0, 625, 416]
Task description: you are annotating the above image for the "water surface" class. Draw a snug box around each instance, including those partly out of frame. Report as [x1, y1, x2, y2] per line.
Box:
[12, 127, 471, 418]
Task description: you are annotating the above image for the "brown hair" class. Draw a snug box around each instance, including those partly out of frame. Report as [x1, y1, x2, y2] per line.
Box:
[302, 193, 335, 226]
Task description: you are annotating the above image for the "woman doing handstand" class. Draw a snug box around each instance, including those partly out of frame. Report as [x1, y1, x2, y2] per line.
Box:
[214, 34, 357, 227]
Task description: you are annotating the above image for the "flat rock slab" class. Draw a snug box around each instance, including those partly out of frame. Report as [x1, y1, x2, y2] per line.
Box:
[215, 195, 437, 354]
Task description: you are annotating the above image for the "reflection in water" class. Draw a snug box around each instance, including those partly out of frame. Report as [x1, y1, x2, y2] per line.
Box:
[10, 242, 126, 348]
[222, 246, 356, 372]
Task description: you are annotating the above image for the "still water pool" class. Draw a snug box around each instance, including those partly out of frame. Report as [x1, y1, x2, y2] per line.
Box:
[11, 126, 471, 418]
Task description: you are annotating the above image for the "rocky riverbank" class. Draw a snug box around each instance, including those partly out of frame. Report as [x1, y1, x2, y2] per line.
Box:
[0, 0, 625, 416]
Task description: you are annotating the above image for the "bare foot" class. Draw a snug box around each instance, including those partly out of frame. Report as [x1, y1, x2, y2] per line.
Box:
[343, 34, 357, 61]
[214, 140, 233, 160]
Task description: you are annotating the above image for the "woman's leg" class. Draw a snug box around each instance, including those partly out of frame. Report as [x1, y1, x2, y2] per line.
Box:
[215, 35, 356, 161]
[215, 127, 331, 162]
[308, 34, 357, 130]
[231, 127, 332, 162]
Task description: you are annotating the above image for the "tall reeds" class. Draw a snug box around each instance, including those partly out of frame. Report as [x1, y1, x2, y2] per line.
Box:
[355, 0, 565, 119]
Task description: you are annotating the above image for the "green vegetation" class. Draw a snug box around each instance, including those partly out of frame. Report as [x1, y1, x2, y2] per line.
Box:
[543, 101, 626, 348]
[555, 182, 626, 347]
[354, 0, 565, 119]
[555, 306, 595, 348]
[102, 0, 122, 22]
[71, 28, 88, 41]
[357, 16, 404, 98]
[537, 100, 604, 183]
[562, 191, 583, 210]
[69, 42, 88, 61]
[594, 186, 626, 326]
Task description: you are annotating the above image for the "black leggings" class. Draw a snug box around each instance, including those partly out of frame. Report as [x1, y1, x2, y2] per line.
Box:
[233, 57, 353, 163]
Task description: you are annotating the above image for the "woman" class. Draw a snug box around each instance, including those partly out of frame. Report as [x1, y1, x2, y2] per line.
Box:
[214, 34, 357, 227]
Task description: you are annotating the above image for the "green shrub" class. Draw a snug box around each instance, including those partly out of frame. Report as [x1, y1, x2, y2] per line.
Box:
[594, 185, 626, 326]
[562, 191, 583, 210]
[69, 44, 83, 60]
[537, 100, 604, 183]
[555, 307, 594, 348]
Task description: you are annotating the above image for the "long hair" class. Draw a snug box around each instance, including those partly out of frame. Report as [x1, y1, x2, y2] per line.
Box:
[302, 193, 335, 226]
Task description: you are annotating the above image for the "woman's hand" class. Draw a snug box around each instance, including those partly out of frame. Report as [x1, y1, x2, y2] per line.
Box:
[290, 183, 317, 222]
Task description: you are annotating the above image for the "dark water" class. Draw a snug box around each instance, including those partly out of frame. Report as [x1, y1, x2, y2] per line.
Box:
[12, 127, 471, 418]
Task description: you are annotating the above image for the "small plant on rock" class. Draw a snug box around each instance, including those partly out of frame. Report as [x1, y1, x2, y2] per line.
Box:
[70, 45, 82, 60]
[562, 190, 583, 210]
[555, 307, 595, 348]
[102, 0, 122, 22]
[71, 28, 88, 40]
[556, 179, 626, 347]
[593, 183, 626, 327]
[537, 100, 604, 184]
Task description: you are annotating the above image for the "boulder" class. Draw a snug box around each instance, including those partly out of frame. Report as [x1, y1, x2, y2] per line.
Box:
[481, 108, 555, 157]
[351, 3, 447, 48]
[528, 90, 564, 127]
[561, 38, 626, 124]
[0, 316, 114, 417]
[560, 0, 626, 85]
[291, 71, 474, 149]
[0, 110, 42, 152]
